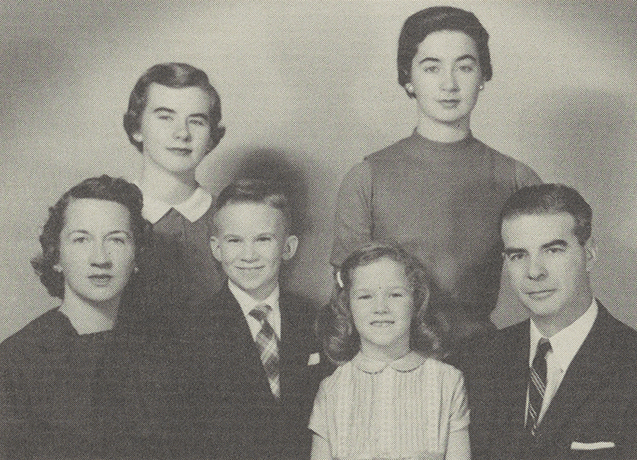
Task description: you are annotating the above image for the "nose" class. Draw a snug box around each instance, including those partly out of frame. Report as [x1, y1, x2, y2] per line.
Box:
[373, 294, 390, 313]
[173, 119, 191, 141]
[526, 255, 547, 281]
[90, 242, 112, 268]
[240, 242, 258, 262]
[440, 67, 459, 92]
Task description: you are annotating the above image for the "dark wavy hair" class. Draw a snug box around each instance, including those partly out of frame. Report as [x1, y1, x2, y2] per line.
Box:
[500, 183, 592, 246]
[31, 175, 151, 299]
[317, 242, 442, 365]
[123, 62, 225, 152]
[397, 6, 492, 97]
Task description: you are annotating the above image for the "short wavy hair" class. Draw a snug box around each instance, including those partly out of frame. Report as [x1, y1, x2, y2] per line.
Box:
[500, 183, 592, 246]
[317, 242, 441, 365]
[214, 178, 293, 235]
[397, 6, 492, 96]
[123, 62, 225, 152]
[31, 175, 151, 299]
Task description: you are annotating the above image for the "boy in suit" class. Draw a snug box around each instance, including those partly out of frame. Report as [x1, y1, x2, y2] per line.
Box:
[194, 178, 322, 459]
[456, 184, 637, 459]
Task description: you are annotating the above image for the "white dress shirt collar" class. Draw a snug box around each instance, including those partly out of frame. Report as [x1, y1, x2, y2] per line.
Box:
[529, 298, 598, 371]
[228, 280, 282, 340]
[140, 186, 212, 224]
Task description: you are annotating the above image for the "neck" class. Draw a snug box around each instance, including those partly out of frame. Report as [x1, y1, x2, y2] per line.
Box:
[59, 292, 120, 335]
[531, 294, 594, 337]
[360, 342, 411, 363]
[416, 114, 471, 143]
[139, 158, 198, 205]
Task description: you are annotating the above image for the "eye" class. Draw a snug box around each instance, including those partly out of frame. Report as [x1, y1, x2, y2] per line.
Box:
[256, 236, 272, 242]
[356, 294, 372, 300]
[390, 292, 405, 298]
[457, 64, 475, 73]
[547, 246, 565, 254]
[72, 236, 88, 244]
[189, 118, 208, 127]
[157, 114, 173, 121]
[227, 238, 241, 244]
[422, 65, 439, 73]
[507, 253, 525, 262]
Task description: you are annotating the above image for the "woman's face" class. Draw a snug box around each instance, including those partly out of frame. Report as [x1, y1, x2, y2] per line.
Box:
[409, 30, 484, 127]
[58, 198, 136, 309]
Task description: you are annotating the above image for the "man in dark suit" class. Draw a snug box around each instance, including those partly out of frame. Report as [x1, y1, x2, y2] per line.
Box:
[190, 179, 323, 459]
[457, 184, 637, 459]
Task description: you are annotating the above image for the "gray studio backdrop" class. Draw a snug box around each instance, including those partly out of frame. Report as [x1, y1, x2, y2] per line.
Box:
[1, 0, 636, 341]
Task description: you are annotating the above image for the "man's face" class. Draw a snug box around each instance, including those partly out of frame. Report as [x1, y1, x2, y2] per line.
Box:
[133, 83, 215, 175]
[210, 202, 298, 301]
[501, 212, 595, 334]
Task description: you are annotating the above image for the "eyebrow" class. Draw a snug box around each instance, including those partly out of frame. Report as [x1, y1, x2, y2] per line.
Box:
[153, 107, 210, 120]
[502, 239, 568, 256]
[418, 55, 478, 66]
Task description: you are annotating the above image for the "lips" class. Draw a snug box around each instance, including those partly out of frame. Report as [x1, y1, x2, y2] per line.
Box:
[526, 289, 556, 300]
[438, 100, 460, 108]
[88, 274, 113, 286]
[370, 320, 395, 327]
[167, 147, 192, 156]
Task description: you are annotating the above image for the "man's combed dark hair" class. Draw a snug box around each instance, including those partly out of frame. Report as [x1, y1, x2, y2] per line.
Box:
[500, 183, 593, 245]
[214, 178, 294, 235]
[397, 6, 492, 96]
[123, 62, 225, 152]
[31, 175, 150, 299]
[316, 242, 442, 365]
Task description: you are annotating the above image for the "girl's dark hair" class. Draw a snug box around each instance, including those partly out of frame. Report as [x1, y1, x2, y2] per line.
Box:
[31, 175, 151, 299]
[317, 242, 442, 365]
[397, 6, 492, 96]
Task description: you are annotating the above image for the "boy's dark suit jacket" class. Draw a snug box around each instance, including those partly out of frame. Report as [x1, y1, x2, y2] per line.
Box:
[453, 302, 637, 460]
[187, 283, 324, 460]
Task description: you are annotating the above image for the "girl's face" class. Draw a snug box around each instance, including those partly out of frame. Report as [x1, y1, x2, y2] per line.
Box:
[349, 257, 414, 361]
[409, 30, 483, 128]
[58, 198, 136, 310]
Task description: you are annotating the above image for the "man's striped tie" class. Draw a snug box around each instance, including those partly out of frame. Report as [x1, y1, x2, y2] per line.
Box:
[527, 337, 551, 435]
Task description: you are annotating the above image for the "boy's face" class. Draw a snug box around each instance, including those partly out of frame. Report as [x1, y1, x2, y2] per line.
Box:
[133, 83, 216, 175]
[210, 202, 298, 301]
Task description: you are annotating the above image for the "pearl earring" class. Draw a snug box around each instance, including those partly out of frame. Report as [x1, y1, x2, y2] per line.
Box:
[53, 264, 62, 273]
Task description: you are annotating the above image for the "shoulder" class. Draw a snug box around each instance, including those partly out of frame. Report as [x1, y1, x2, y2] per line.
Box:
[596, 304, 637, 355]
[364, 135, 412, 163]
[0, 309, 71, 361]
[471, 137, 541, 184]
[317, 360, 355, 393]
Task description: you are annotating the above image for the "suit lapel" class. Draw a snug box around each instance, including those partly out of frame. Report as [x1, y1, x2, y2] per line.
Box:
[497, 322, 532, 439]
[533, 304, 612, 443]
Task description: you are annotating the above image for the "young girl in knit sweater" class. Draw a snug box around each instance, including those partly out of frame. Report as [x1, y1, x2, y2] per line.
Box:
[310, 242, 470, 460]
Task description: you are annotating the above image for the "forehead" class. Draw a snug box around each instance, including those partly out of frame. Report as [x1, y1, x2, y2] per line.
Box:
[415, 29, 479, 59]
[351, 257, 408, 286]
[63, 199, 131, 231]
[215, 201, 286, 234]
[501, 212, 577, 247]
[144, 83, 213, 114]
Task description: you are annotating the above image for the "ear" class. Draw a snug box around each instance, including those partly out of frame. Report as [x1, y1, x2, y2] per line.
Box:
[281, 235, 298, 261]
[584, 237, 597, 272]
[209, 236, 222, 262]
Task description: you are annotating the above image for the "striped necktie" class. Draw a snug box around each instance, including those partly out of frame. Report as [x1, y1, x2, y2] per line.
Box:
[527, 337, 552, 435]
[249, 304, 281, 400]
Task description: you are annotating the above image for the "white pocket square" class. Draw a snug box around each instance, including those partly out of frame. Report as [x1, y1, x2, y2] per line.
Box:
[571, 441, 615, 450]
[307, 353, 320, 366]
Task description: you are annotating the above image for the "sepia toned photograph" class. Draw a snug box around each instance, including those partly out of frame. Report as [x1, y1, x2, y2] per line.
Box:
[1, 1, 636, 458]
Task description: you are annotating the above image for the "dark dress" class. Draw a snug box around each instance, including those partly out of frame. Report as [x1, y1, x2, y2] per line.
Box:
[0, 309, 115, 459]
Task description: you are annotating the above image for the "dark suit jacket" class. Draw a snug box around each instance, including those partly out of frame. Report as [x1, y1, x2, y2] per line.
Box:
[454, 302, 637, 460]
[187, 283, 324, 460]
